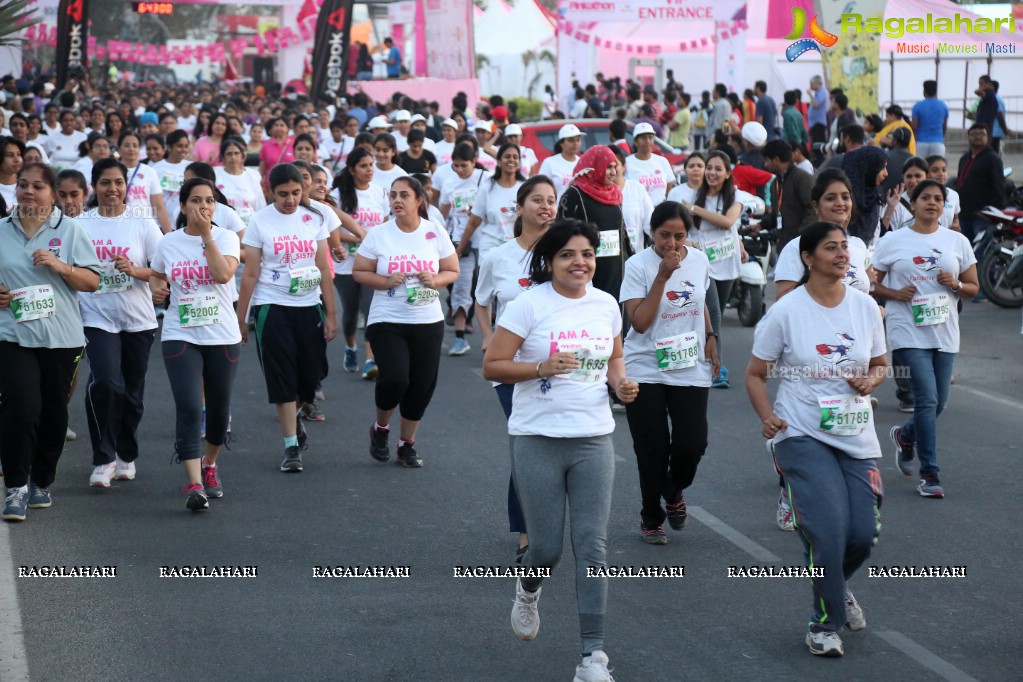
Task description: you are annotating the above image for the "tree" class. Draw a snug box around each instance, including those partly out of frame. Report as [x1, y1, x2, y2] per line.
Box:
[0, 0, 42, 49]
[522, 48, 554, 100]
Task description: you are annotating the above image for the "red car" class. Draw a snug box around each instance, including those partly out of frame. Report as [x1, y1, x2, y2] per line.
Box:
[516, 118, 688, 175]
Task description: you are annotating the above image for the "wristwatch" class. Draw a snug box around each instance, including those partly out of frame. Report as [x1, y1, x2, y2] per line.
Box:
[954, 281, 964, 292]
[706, 332, 719, 339]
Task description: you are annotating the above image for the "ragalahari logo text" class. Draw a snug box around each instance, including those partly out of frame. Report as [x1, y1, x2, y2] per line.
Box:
[785, 7, 839, 62]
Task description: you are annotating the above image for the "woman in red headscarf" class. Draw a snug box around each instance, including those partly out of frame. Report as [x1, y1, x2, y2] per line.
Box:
[556, 145, 631, 302]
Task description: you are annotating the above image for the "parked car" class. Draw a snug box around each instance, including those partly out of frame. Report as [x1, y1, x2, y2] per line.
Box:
[516, 118, 688, 174]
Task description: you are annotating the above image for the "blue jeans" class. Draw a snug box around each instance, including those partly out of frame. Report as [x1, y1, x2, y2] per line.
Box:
[892, 348, 955, 476]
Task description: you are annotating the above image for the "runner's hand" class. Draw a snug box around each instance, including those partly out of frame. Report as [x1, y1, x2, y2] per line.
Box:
[416, 271, 436, 289]
[238, 318, 249, 345]
[0, 284, 11, 308]
[891, 284, 917, 302]
[762, 415, 788, 439]
[32, 249, 66, 273]
[324, 315, 338, 342]
[542, 351, 579, 376]
[615, 378, 640, 404]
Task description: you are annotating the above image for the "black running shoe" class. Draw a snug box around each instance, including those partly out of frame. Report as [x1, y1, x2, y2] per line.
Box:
[666, 495, 688, 531]
[396, 442, 423, 468]
[369, 425, 390, 462]
[280, 446, 303, 473]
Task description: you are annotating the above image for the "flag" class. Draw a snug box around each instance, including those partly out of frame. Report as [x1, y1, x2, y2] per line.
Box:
[55, 0, 89, 89]
[310, 0, 355, 106]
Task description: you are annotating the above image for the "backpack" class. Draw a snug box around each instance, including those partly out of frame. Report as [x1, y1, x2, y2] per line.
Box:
[694, 106, 708, 130]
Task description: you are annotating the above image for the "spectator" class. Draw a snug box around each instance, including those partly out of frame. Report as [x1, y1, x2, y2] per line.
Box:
[875, 104, 916, 155]
[739, 122, 767, 171]
[841, 144, 888, 248]
[542, 84, 557, 120]
[668, 91, 692, 151]
[708, 83, 731, 135]
[642, 84, 662, 122]
[912, 80, 948, 158]
[692, 91, 712, 150]
[806, 76, 830, 143]
[356, 43, 374, 81]
[956, 123, 1004, 242]
[782, 90, 808, 145]
[633, 104, 664, 139]
[626, 86, 643, 120]
[570, 88, 588, 118]
[659, 89, 679, 129]
[790, 141, 814, 174]
[754, 81, 779, 140]
[608, 118, 631, 155]
[863, 114, 884, 143]
[382, 37, 402, 79]
[829, 91, 856, 145]
[741, 89, 757, 126]
[881, 127, 913, 196]
[762, 139, 815, 251]
[990, 80, 1011, 153]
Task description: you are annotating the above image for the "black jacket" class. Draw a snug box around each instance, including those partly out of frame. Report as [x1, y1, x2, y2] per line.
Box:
[957, 147, 1004, 220]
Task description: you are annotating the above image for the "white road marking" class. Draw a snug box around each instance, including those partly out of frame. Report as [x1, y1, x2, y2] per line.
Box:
[0, 522, 31, 681]
[688, 505, 781, 563]
[873, 630, 981, 682]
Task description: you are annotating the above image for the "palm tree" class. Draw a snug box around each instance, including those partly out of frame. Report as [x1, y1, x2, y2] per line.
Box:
[0, 1, 41, 49]
[525, 49, 555, 101]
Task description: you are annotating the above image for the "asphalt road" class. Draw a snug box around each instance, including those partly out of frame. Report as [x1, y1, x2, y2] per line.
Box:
[1, 291, 1020, 682]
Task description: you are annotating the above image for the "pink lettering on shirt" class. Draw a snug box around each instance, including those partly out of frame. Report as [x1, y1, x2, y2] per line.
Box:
[386, 254, 437, 274]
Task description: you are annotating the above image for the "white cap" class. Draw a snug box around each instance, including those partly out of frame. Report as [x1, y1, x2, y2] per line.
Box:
[741, 121, 767, 146]
[394, 109, 411, 122]
[368, 115, 390, 130]
[163, 103, 175, 112]
[558, 123, 582, 140]
[42, 82, 55, 93]
[504, 123, 522, 137]
[441, 118, 458, 129]
[633, 122, 655, 138]
[474, 120, 494, 134]
[410, 113, 426, 124]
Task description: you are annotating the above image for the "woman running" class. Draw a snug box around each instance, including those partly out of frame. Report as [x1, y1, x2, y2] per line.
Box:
[537, 124, 582, 200]
[371, 133, 409, 192]
[872, 180, 978, 498]
[483, 218, 638, 682]
[214, 136, 266, 228]
[332, 148, 388, 377]
[151, 178, 241, 511]
[626, 122, 677, 205]
[621, 201, 718, 544]
[236, 164, 338, 473]
[679, 150, 746, 388]
[118, 131, 173, 234]
[666, 152, 705, 205]
[461, 142, 525, 259]
[0, 163, 100, 520]
[440, 143, 486, 355]
[193, 112, 228, 165]
[746, 221, 887, 657]
[77, 158, 163, 488]
[353, 176, 459, 468]
[474, 175, 556, 561]
[153, 130, 192, 220]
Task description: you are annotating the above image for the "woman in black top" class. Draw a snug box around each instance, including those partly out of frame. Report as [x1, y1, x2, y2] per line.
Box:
[556, 145, 631, 302]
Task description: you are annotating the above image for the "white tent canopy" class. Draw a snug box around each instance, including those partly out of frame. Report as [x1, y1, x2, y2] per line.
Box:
[475, 0, 556, 99]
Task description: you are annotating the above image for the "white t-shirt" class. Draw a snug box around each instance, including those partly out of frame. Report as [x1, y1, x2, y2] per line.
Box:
[371, 163, 408, 193]
[152, 159, 190, 218]
[752, 286, 886, 458]
[871, 226, 975, 353]
[666, 184, 699, 204]
[357, 218, 456, 325]
[334, 184, 390, 276]
[25, 140, 51, 164]
[621, 179, 654, 250]
[694, 192, 745, 281]
[499, 282, 622, 438]
[395, 132, 409, 153]
[440, 170, 486, 244]
[177, 115, 197, 134]
[435, 140, 455, 167]
[941, 187, 960, 230]
[625, 153, 675, 206]
[519, 146, 539, 176]
[214, 167, 266, 226]
[30, 134, 56, 157]
[77, 209, 162, 333]
[538, 154, 578, 200]
[50, 130, 87, 170]
[124, 163, 163, 210]
[621, 246, 713, 387]
[889, 194, 915, 232]
[320, 137, 354, 174]
[475, 238, 535, 324]
[477, 150, 497, 173]
[431, 163, 456, 198]
[242, 204, 330, 307]
[796, 159, 814, 175]
[0, 182, 14, 210]
[470, 179, 521, 255]
[774, 235, 872, 294]
[72, 157, 95, 189]
[151, 227, 242, 345]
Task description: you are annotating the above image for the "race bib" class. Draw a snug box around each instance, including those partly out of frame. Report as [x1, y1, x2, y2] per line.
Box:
[452, 190, 475, 214]
[562, 338, 612, 382]
[655, 332, 700, 371]
[818, 395, 872, 436]
[96, 262, 133, 294]
[161, 174, 182, 193]
[347, 241, 361, 255]
[596, 230, 621, 257]
[10, 285, 56, 323]
[405, 275, 439, 306]
[178, 294, 220, 328]
[288, 265, 321, 296]
[911, 293, 950, 326]
[704, 234, 737, 262]
[236, 206, 253, 225]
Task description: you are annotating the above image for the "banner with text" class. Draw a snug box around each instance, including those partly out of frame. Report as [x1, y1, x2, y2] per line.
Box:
[423, 0, 474, 79]
[55, 0, 89, 89]
[310, 0, 355, 105]
[816, 0, 889, 118]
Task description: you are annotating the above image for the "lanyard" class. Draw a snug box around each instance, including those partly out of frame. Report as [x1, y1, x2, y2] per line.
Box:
[125, 163, 142, 194]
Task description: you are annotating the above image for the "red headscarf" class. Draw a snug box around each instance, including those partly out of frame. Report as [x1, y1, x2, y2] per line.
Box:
[571, 146, 623, 206]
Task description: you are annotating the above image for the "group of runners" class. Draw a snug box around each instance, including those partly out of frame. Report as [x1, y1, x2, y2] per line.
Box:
[0, 86, 979, 679]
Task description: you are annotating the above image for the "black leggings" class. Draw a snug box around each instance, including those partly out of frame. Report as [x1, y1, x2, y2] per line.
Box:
[162, 341, 242, 461]
[624, 383, 709, 529]
[365, 321, 444, 421]
[332, 274, 373, 338]
[0, 343, 83, 489]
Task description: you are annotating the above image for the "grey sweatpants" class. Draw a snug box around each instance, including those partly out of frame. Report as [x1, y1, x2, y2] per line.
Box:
[773, 436, 883, 633]
[511, 434, 615, 655]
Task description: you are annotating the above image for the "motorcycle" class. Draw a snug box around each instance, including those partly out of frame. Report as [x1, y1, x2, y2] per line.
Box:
[729, 195, 773, 327]
[976, 206, 1023, 308]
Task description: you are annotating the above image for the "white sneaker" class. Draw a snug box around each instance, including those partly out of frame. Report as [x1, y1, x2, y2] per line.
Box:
[89, 462, 116, 488]
[510, 578, 541, 640]
[776, 490, 794, 531]
[573, 651, 615, 682]
[805, 630, 844, 657]
[844, 590, 866, 631]
[114, 457, 136, 481]
[65, 428, 77, 441]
